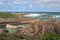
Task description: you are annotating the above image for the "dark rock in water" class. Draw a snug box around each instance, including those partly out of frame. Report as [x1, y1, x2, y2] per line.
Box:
[3, 29, 9, 33]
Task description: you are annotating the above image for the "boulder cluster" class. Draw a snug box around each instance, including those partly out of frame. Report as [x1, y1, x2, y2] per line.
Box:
[21, 20, 60, 36]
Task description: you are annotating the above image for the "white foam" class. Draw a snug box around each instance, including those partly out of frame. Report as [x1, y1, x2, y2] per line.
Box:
[56, 15, 60, 18]
[24, 14, 39, 17]
[24, 13, 48, 17]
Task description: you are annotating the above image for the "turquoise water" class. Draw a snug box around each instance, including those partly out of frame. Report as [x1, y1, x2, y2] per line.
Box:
[0, 23, 29, 33]
[0, 26, 6, 28]
[12, 23, 29, 26]
[7, 24, 29, 33]
[7, 28, 18, 33]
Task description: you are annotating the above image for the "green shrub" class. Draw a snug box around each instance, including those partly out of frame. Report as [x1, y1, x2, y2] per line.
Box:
[0, 32, 60, 40]
[0, 12, 19, 19]
[0, 33, 24, 40]
[40, 32, 60, 40]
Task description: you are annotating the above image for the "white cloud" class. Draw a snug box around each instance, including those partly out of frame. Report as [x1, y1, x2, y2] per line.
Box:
[13, 0, 60, 8]
[13, 0, 28, 4]
[0, 1, 3, 4]
[28, 4, 33, 8]
[31, 0, 60, 8]
[9, 0, 33, 8]
[1, 0, 60, 9]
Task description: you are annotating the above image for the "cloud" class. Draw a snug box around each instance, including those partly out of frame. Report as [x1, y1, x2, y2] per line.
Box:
[31, 0, 60, 8]
[0, 0, 5, 4]
[13, 0, 28, 4]
[7, 0, 33, 8]
[0, 0, 60, 11]
[28, 4, 33, 8]
[0, 2, 3, 4]
[11, 0, 60, 8]
[8, 0, 28, 5]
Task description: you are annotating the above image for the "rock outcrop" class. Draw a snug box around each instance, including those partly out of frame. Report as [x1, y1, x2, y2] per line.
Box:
[21, 20, 60, 36]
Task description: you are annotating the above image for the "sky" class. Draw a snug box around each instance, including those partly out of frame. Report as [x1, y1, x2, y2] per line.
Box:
[0, 0, 60, 12]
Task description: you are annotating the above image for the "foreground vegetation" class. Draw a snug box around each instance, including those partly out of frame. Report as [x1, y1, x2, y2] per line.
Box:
[0, 32, 60, 40]
[0, 12, 19, 19]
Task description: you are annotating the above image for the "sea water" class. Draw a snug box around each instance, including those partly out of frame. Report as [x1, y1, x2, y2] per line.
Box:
[25, 12, 60, 21]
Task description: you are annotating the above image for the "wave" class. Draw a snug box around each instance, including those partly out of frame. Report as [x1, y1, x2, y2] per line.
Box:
[24, 13, 49, 17]
[24, 13, 60, 19]
[55, 15, 60, 18]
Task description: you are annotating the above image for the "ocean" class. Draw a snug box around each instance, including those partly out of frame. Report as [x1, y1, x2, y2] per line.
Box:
[24, 12, 60, 21]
